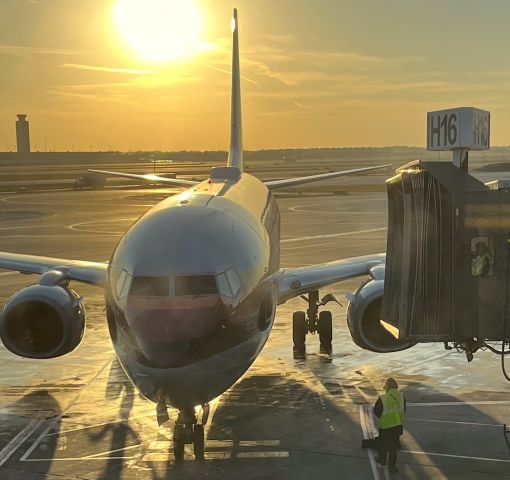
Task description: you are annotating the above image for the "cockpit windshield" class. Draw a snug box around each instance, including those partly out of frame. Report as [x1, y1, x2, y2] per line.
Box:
[175, 275, 217, 296]
[130, 276, 169, 296]
[126, 271, 242, 298]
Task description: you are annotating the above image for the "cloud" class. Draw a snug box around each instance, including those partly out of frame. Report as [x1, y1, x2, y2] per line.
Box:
[0, 45, 84, 59]
[197, 62, 259, 85]
[61, 63, 154, 75]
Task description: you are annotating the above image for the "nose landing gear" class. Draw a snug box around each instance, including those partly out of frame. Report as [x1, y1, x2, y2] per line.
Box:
[292, 290, 340, 359]
[171, 404, 209, 463]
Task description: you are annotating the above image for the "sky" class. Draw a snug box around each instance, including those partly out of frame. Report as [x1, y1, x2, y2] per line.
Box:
[1, 0, 510, 151]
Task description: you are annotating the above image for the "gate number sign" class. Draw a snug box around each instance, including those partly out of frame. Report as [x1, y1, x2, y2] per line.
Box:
[427, 107, 490, 151]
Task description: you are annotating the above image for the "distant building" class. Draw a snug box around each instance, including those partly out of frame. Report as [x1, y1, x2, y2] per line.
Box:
[16, 114, 30, 153]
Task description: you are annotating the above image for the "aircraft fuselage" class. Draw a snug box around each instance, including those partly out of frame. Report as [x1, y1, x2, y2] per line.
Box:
[104, 172, 280, 408]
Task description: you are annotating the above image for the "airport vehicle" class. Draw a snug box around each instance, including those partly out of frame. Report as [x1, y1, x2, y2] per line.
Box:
[73, 173, 106, 190]
[0, 10, 395, 460]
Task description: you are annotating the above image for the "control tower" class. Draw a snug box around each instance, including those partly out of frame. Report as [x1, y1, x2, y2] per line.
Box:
[16, 114, 30, 153]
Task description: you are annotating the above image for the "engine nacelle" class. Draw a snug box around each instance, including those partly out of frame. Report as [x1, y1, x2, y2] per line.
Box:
[347, 278, 415, 353]
[0, 284, 85, 359]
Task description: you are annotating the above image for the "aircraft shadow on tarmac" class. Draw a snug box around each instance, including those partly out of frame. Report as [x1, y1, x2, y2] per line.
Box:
[85, 359, 141, 480]
[1, 390, 62, 479]
[397, 381, 510, 479]
[144, 367, 374, 480]
[3, 365, 510, 479]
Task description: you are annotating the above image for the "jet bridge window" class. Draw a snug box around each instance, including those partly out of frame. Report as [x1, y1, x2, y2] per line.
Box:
[130, 276, 170, 296]
[175, 275, 217, 296]
[471, 237, 494, 277]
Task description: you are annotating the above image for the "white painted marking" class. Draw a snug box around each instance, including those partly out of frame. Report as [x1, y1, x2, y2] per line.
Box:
[281, 228, 386, 244]
[409, 400, 510, 407]
[236, 451, 289, 458]
[142, 452, 172, 462]
[46, 412, 155, 436]
[402, 449, 510, 464]
[407, 418, 501, 427]
[368, 407, 391, 480]
[68, 217, 137, 235]
[359, 405, 382, 480]
[239, 440, 280, 447]
[19, 417, 61, 462]
[205, 451, 231, 460]
[148, 439, 233, 450]
[83, 444, 141, 459]
[288, 197, 383, 214]
[23, 455, 140, 462]
[143, 451, 231, 462]
[0, 416, 45, 467]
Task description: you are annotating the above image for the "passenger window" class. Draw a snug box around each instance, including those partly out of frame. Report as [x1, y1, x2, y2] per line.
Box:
[217, 273, 233, 297]
[175, 275, 217, 296]
[471, 237, 494, 277]
[226, 269, 242, 295]
[130, 276, 169, 296]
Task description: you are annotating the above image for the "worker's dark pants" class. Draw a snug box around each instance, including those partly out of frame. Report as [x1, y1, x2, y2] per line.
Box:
[377, 426, 402, 466]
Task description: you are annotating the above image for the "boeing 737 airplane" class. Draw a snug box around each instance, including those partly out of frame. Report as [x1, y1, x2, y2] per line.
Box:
[0, 10, 409, 461]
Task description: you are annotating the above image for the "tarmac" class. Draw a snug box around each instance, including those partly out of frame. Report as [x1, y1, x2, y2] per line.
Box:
[1, 187, 510, 479]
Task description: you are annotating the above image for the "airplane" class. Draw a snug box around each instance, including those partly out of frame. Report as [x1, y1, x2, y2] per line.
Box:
[0, 9, 410, 461]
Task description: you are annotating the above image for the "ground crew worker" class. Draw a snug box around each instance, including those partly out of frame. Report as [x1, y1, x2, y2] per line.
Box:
[471, 241, 493, 277]
[374, 377, 406, 473]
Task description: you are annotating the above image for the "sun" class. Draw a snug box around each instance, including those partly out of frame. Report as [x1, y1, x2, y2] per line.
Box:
[113, 0, 204, 63]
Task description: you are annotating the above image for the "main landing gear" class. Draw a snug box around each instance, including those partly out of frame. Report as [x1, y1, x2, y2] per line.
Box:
[293, 290, 341, 359]
[157, 402, 210, 463]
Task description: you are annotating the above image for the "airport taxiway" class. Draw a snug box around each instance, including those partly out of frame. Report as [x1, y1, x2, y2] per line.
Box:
[1, 188, 510, 479]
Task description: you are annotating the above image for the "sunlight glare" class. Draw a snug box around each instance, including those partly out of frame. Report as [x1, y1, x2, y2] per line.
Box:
[113, 0, 204, 63]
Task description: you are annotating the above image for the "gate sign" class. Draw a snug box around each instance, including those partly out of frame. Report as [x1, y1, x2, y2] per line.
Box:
[427, 107, 490, 151]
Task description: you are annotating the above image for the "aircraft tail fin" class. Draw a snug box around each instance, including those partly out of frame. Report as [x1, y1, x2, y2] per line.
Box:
[227, 8, 243, 171]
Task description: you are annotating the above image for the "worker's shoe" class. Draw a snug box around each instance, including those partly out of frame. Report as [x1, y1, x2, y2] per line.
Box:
[388, 465, 398, 473]
[375, 456, 386, 466]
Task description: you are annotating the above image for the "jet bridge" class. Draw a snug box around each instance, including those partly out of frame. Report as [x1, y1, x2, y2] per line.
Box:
[380, 107, 510, 358]
[381, 160, 510, 341]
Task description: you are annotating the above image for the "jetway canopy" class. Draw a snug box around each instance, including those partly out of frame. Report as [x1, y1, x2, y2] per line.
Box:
[381, 160, 510, 342]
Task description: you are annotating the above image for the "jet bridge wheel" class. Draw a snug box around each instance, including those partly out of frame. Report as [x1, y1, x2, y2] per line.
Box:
[318, 310, 332, 355]
[293, 311, 307, 359]
[193, 424, 205, 460]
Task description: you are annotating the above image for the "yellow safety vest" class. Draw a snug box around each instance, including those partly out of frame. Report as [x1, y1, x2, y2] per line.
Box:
[472, 253, 491, 277]
[377, 389, 405, 430]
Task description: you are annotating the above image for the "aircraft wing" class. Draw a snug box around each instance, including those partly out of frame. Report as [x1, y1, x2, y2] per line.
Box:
[0, 252, 108, 286]
[277, 253, 385, 304]
[264, 164, 390, 190]
[89, 169, 200, 188]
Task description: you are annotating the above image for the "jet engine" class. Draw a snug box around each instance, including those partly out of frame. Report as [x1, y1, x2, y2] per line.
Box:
[0, 283, 85, 359]
[346, 266, 415, 353]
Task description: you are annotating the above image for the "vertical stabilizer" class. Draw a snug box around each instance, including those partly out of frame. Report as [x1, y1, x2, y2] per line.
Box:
[227, 8, 243, 171]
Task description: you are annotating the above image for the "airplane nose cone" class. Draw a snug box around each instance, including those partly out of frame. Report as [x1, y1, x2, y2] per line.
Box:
[125, 296, 229, 368]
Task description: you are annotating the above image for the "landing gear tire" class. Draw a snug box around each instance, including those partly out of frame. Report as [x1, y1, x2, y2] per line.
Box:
[293, 311, 307, 359]
[193, 424, 205, 460]
[318, 310, 332, 355]
[173, 424, 185, 463]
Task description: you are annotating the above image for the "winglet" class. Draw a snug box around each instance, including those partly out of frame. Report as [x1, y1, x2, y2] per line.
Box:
[227, 8, 243, 171]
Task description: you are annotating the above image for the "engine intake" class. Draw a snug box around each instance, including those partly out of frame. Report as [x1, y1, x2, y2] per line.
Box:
[0, 284, 85, 359]
[347, 279, 415, 353]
